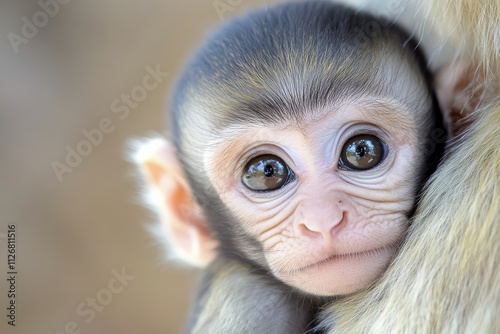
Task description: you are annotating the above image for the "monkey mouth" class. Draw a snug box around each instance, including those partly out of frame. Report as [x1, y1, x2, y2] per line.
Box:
[291, 246, 394, 274]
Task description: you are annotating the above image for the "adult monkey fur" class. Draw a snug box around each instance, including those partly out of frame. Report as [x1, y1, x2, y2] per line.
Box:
[318, 0, 500, 333]
[135, 0, 498, 332]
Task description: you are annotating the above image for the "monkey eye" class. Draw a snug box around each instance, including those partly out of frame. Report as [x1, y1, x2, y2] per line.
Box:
[241, 154, 294, 191]
[339, 134, 386, 171]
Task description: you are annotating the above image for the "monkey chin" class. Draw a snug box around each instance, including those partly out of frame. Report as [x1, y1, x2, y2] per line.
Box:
[276, 246, 395, 297]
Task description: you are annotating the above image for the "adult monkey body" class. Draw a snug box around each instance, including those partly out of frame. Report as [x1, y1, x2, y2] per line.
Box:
[318, 0, 500, 333]
[135, 0, 498, 333]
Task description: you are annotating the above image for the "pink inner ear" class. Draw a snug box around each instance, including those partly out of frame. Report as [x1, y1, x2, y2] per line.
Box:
[135, 138, 218, 267]
[160, 174, 217, 266]
[435, 62, 483, 137]
[144, 161, 165, 185]
[168, 220, 218, 267]
[452, 67, 484, 136]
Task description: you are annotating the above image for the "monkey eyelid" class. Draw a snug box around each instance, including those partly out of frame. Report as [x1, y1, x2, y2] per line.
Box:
[235, 144, 298, 176]
[335, 125, 390, 157]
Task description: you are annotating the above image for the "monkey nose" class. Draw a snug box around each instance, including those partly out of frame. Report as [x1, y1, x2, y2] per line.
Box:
[297, 203, 346, 243]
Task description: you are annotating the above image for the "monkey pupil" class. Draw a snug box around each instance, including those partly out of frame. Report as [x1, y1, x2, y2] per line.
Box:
[264, 165, 274, 177]
[356, 145, 366, 157]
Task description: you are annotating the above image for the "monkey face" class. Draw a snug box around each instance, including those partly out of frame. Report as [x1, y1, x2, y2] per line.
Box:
[144, 0, 445, 299]
[205, 99, 420, 296]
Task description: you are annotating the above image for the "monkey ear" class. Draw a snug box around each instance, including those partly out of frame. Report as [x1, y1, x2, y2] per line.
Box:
[134, 138, 218, 267]
[434, 60, 485, 137]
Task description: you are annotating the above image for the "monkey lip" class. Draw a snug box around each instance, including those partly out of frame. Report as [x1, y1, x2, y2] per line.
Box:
[291, 246, 393, 274]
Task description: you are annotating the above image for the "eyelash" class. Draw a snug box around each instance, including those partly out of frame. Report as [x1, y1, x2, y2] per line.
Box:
[236, 147, 287, 175]
[339, 128, 382, 147]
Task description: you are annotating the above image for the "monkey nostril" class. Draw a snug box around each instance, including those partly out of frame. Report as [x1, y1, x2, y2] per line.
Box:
[299, 222, 327, 241]
[299, 210, 347, 240]
[298, 223, 314, 235]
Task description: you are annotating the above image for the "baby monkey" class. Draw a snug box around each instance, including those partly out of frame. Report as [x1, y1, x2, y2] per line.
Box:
[133, 1, 477, 333]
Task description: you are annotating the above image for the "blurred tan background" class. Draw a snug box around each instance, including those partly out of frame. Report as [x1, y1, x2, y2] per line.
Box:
[0, 1, 270, 333]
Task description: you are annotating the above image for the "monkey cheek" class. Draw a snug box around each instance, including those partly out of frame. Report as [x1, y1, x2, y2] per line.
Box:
[274, 247, 394, 296]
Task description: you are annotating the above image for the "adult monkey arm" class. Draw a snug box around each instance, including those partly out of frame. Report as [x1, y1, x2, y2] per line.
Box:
[320, 0, 500, 333]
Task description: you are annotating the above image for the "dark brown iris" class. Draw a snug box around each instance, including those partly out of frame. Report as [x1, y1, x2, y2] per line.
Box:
[242, 155, 291, 191]
[340, 134, 386, 170]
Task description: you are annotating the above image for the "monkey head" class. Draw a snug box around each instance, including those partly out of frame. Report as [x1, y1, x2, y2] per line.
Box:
[135, 1, 483, 296]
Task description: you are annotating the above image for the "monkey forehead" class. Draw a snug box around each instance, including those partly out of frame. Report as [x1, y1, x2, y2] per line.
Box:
[170, 1, 432, 136]
[205, 97, 414, 144]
